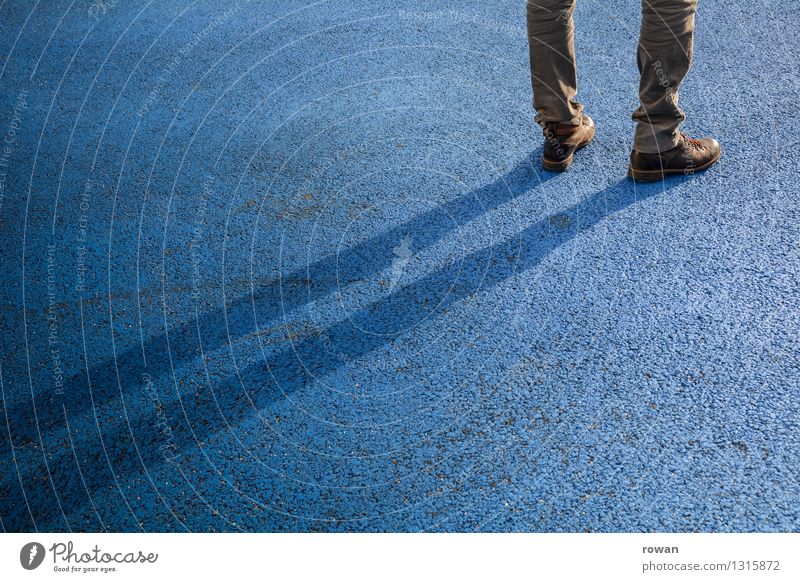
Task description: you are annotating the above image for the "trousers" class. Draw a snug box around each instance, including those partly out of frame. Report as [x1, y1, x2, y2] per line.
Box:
[526, 0, 698, 152]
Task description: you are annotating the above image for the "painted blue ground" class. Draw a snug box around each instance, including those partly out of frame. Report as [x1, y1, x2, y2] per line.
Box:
[0, 0, 798, 532]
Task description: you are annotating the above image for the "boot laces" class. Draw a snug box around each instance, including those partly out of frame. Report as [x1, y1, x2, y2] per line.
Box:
[681, 133, 704, 150]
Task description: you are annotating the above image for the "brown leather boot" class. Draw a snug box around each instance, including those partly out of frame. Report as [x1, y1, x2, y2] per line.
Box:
[629, 133, 721, 182]
[541, 115, 595, 171]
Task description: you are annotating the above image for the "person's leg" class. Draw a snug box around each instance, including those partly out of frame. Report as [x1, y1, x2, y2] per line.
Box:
[629, 0, 720, 181]
[633, 0, 697, 153]
[527, 0, 594, 171]
[526, 0, 582, 126]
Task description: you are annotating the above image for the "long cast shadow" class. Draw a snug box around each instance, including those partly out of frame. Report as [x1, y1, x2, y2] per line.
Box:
[2, 150, 551, 447]
[2, 164, 686, 531]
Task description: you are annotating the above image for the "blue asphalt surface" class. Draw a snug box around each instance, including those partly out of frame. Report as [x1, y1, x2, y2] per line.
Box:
[1, 0, 799, 532]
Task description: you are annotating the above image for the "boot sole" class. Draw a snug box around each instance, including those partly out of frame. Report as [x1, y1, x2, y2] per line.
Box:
[542, 137, 594, 172]
[628, 149, 721, 182]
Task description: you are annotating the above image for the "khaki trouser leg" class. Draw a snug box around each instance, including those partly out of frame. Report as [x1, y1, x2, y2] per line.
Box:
[633, 0, 698, 153]
[526, 0, 583, 126]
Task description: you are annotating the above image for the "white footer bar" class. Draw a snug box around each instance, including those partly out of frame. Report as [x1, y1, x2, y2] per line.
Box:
[1, 533, 797, 581]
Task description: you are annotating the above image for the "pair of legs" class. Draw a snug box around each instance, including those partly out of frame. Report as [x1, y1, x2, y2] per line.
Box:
[526, 0, 720, 179]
